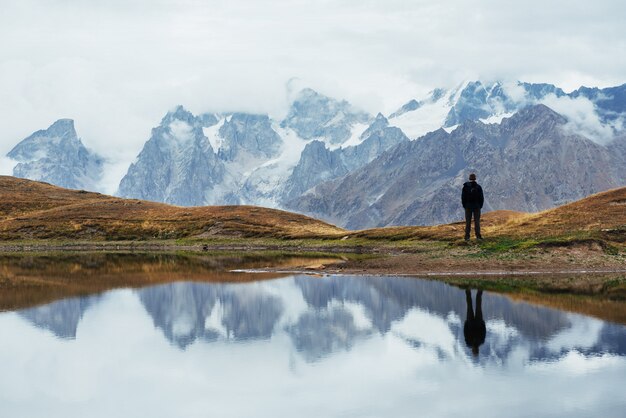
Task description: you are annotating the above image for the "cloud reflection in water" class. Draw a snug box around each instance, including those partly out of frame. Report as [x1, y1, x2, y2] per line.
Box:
[2, 275, 625, 418]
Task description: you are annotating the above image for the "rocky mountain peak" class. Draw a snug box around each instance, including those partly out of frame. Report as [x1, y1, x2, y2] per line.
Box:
[431, 88, 446, 101]
[117, 106, 228, 206]
[370, 112, 389, 128]
[505, 104, 568, 128]
[6, 119, 103, 191]
[389, 99, 421, 119]
[359, 113, 389, 139]
[281, 88, 371, 144]
[289, 103, 623, 229]
[160, 105, 199, 127]
[373, 112, 387, 122]
[518, 82, 566, 100]
[218, 113, 282, 161]
[444, 81, 493, 126]
[46, 118, 77, 138]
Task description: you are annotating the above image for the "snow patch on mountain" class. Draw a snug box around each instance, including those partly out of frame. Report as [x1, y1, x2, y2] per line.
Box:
[239, 124, 308, 206]
[389, 94, 451, 139]
[202, 118, 226, 153]
[479, 112, 515, 125]
[337, 122, 370, 149]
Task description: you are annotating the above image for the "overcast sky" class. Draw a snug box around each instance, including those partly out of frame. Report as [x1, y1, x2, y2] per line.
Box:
[1, 0, 625, 168]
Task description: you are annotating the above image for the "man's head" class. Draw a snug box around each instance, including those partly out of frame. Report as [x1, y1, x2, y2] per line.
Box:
[469, 173, 477, 181]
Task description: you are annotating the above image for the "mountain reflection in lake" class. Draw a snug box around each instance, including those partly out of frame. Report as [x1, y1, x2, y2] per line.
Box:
[1, 275, 625, 418]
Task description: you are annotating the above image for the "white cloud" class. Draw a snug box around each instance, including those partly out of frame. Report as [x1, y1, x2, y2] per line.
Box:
[0, 157, 18, 176]
[541, 94, 622, 144]
[498, 82, 624, 145]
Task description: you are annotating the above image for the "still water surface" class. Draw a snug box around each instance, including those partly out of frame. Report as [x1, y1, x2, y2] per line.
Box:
[0, 258, 625, 417]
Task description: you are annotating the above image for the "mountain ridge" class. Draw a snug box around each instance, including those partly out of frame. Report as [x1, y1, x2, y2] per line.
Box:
[5, 81, 625, 228]
[288, 103, 625, 229]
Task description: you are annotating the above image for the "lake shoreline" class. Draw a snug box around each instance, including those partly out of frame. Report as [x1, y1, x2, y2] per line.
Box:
[1, 239, 624, 275]
[0, 248, 624, 324]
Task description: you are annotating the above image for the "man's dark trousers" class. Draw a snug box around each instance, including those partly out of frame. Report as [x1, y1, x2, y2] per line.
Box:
[465, 208, 481, 239]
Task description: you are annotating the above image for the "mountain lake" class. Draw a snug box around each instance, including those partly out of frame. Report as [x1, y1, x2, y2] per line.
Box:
[0, 253, 624, 418]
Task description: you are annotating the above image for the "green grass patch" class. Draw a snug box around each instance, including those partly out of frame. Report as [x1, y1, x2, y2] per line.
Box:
[471, 234, 621, 256]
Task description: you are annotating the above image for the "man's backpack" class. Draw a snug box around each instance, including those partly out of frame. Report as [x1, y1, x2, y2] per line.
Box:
[464, 182, 480, 204]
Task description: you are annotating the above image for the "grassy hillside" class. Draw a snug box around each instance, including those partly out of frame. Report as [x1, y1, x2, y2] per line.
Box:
[0, 176, 624, 247]
[0, 176, 344, 240]
[492, 187, 626, 241]
[353, 188, 626, 245]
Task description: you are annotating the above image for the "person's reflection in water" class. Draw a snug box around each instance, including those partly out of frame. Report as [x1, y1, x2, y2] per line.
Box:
[464, 289, 486, 357]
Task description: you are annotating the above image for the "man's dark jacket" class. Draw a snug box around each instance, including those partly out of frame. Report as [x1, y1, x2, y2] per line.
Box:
[462, 181, 484, 210]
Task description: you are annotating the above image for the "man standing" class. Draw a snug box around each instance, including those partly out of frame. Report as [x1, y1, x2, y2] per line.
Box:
[461, 173, 484, 241]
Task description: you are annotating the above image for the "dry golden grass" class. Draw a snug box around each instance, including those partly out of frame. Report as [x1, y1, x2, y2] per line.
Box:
[1, 176, 624, 245]
[0, 176, 345, 240]
[504, 290, 626, 325]
[490, 187, 626, 240]
[351, 210, 527, 241]
[353, 188, 626, 244]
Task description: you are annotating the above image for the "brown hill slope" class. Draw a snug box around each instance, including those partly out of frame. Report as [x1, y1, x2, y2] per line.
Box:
[0, 176, 624, 244]
[351, 210, 528, 241]
[0, 176, 344, 240]
[352, 187, 626, 243]
[492, 187, 626, 240]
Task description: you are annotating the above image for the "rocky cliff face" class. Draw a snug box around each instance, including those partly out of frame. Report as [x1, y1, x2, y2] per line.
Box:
[341, 113, 408, 170]
[7, 119, 104, 191]
[607, 133, 626, 183]
[281, 140, 348, 202]
[117, 89, 390, 207]
[281, 113, 408, 202]
[218, 113, 283, 162]
[117, 106, 231, 206]
[288, 104, 624, 229]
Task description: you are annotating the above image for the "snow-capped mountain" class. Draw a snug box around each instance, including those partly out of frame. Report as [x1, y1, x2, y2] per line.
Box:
[281, 113, 408, 202]
[6, 119, 104, 191]
[117, 106, 230, 206]
[117, 89, 401, 208]
[281, 87, 372, 145]
[388, 81, 626, 139]
[289, 104, 626, 228]
[5, 81, 625, 226]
